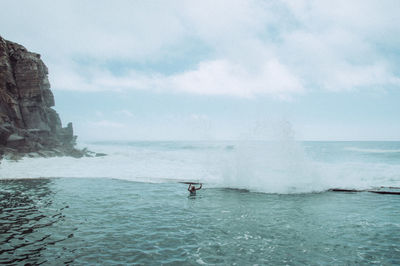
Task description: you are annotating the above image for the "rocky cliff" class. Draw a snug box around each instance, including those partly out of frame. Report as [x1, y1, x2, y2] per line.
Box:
[0, 36, 90, 160]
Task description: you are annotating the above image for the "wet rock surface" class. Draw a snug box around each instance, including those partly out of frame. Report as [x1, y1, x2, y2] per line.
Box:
[0, 36, 96, 161]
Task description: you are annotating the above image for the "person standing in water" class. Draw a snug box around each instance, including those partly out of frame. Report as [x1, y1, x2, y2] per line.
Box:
[188, 183, 202, 195]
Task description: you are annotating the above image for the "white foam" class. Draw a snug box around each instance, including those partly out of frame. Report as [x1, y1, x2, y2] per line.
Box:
[1, 141, 399, 193]
[345, 147, 400, 154]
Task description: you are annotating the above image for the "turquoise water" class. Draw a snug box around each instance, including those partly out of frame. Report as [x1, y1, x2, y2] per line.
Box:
[0, 178, 400, 265]
[1, 178, 400, 265]
[1, 141, 400, 264]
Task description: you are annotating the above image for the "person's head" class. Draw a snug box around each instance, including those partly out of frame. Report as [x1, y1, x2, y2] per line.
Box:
[190, 186, 196, 191]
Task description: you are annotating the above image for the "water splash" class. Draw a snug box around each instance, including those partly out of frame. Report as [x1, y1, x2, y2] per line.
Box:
[1, 137, 400, 193]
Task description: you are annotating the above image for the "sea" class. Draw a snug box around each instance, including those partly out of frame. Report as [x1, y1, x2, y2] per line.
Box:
[1, 141, 400, 265]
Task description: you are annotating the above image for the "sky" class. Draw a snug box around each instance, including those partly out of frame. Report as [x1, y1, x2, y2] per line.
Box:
[1, 0, 400, 141]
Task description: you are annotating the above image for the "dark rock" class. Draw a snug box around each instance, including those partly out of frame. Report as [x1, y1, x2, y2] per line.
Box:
[0, 125, 11, 145]
[58, 122, 75, 145]
[37, 150, 57, 158]
[27, 152, 40, 158]
[68, 148, 85, 158]
[0, 35, 90, 161]
[51, 148, 64, 156]
[6, 134, 26, 149]
[4, 153, 22, 161]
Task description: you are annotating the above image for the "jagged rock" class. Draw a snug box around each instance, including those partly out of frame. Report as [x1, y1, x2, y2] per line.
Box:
[51, 148, 64, 156]
[7, 134, 24, 141]
[58, 122, 75, 145]
[6, 134, 26, 149]
[0, 125, 11, 145]
[0, 35, 90, 160]
[37, 150, 57, 158]
[68, 148, 85, 158]
[3, 148, 22, 161]
[27, 152, 40, 158]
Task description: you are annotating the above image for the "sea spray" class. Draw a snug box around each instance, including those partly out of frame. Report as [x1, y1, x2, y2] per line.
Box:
[217, 141, 322, 193]
[216, 120, 324, 193]
[1, 140, 400, 193]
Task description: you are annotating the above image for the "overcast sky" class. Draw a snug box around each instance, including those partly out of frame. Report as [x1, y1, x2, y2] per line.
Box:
[1, 0, 400, 141]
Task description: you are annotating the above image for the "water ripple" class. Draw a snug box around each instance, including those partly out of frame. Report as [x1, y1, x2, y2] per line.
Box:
[0, 179, 75, 265]
[1, 178, 400, 264]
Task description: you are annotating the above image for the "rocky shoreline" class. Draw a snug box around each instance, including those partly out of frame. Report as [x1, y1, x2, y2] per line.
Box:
[0, 36, 103, 162]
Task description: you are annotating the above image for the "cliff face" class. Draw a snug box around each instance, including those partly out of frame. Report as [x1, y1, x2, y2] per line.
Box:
[0, 36, 85, 159]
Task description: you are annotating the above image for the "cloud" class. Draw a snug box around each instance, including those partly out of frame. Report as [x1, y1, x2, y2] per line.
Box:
[170, 59, 304, 98]
[90, 120, 126, 128]
[50, 59, 304, 98]
[279, 0, 400, 91]
[1, 0, 399, 98]
[115, 110, 134, 117]
[324, 62, 400, 91]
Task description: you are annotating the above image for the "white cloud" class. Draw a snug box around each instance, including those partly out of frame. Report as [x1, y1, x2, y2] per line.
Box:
[1, 0, 399, 98]
[324, 62, 400, 91]
[170, 59, 304, 98]
[115, 110, 134, 117]
[281, 0, 400, 90]
[90, 120, 126, 128]
[50, 59, 304, 98]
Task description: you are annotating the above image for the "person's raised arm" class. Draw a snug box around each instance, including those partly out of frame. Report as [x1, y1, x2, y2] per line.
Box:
[188, 184, 191, 191]
[197, 183, 202, 190]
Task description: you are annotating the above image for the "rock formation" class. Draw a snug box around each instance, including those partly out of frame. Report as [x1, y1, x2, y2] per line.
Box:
[0, 35, 91, 160]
